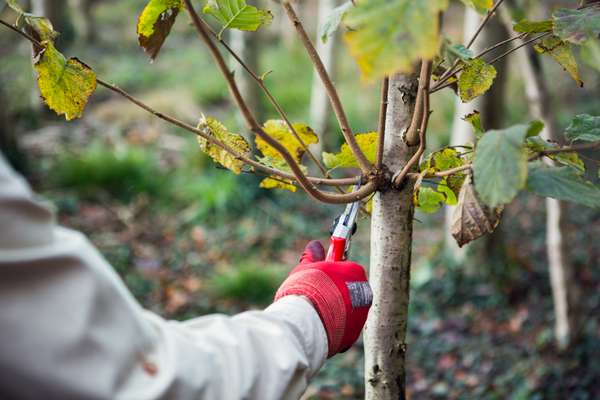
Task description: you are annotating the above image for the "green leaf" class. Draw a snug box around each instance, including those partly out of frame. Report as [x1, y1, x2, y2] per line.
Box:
[203, 0, 273, 37]
[527, 163, 600, 208]
[197, 116, 251, 174]
[459, 0, 493, 14]
[458, 58, 497, 103]
[451, 177, 503, 247]
[322, 132, 377, 169]
[438, 179, 458, 205]
[513, 19, 553, 34]
[580, 39, 600, 73]
[256, 120, 318, 162]
[473, 123, 531, 207]
[565, 114, 600, 142]
[534, 35, 583, 87]
[320, 1, 353, 43]
[526, 136, 585, 173]
[444, 41, 474, 64]
[526, 120, 545, 137]
[137, 0, 183, 60]
[343, 0, 449, 80]
[416, 186, 446, 213]
[553, 6, 600, 45]
[463, 111, 485, 138]
[34, 42, 97, 121]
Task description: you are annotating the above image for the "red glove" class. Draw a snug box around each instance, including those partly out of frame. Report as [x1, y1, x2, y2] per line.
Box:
[275, 241, 372, 357]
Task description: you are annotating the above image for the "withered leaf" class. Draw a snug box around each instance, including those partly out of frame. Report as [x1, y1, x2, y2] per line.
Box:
[451, 177, 503, 247]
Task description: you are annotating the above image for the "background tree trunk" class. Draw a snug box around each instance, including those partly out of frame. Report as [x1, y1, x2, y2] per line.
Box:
[309, 0, 337, 154]
[500, 7, 579, 350]
[365, 72, 418, 400]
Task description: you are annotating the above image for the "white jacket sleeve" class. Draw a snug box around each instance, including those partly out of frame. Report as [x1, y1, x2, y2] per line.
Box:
[0, 153, 328, 400]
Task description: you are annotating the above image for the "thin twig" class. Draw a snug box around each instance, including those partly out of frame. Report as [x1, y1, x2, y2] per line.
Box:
[198, 18, 330, 177]
[183, 1, 373, 203]
[435, 0, 506, 88]
[405, 61, 432, 146]
[376, 77, 389, 170]
[282, 1, 373, 174]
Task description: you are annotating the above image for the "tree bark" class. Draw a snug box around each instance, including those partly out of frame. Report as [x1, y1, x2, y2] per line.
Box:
[365, 72, 418, 400]
[309, 0, 337, 154]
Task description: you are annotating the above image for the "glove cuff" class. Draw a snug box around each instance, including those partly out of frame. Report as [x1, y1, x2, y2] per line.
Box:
[275, 269, 346, 357]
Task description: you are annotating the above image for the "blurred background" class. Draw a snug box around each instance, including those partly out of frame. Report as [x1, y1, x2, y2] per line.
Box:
[1, 0, 599, 398]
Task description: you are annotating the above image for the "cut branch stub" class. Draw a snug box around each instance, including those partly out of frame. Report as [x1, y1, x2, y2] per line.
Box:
[452, 176, 503, 247]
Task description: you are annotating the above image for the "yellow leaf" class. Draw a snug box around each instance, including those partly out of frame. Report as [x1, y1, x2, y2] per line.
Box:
[459, 0, 493, 14]
[137, 0, 183, 60]
[256, 120, 318, 162]
[197, 117, 251, 174]
[458, 58, 497, 103]
[260, 177, 297, 192]
[343, 0, 449, 81]
[534, 35, 583, 87]
[34, 42, 96, 121]
[322, 132, 377, 169]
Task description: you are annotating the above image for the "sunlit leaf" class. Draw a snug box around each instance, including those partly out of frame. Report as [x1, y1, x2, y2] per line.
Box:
[513, 19, 553, 34]
[203, 0, 272, 37]
[473, 123, 531, 207]
[197, 116, 251, 174]
[459, 0, 493, 14]
[256, 120, 318, 162]
[15, 13, 59, 56]
[322, 132, 377, 169]
[526, 120, 545, 137]
[534, 35, 583, 87]
[553, 6, 600, 44]
[565, 114, 600, 142]
[451, 177, 503, 247]
[527, 163, 600, 208]
[34, 42, 96, 121]
[343, 0, 449, 80]
[137, 0, 183, 60]
[463, 111, 485, 138]
[260, 177, 297, 192]
[256, 156, 307, 192]
[438, 179, 458, 205]
[458, 58, 497, 102]
[320, 1, 353, 43]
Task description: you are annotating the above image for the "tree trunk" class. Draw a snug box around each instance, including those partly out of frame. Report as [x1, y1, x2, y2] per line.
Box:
[68, 0, 98, 43]
[309, 0, 337, 154]
[500, 7, 578, 350]
[229, 29, 262, 140]
[444, 7, 484, 262]
[365, 72, 418, 400]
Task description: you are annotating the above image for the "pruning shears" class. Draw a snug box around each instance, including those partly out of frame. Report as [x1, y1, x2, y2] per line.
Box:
[326, 183, 361, 262]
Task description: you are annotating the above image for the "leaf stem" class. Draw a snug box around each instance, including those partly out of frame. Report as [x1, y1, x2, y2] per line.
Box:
[282, 1, 373, 174]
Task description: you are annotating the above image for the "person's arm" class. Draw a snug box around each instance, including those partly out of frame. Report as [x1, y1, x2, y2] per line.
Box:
[0, 153, 370, 400]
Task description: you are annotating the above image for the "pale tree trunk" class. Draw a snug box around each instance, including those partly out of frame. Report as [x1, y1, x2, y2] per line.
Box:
[365, 72, 418, 400]
[500, 8, 578, 350]
[309, 0, 337, 154]
[444, 7, 484, 261]
[229, 30, 262, 140]
[68, 0, 98, 43]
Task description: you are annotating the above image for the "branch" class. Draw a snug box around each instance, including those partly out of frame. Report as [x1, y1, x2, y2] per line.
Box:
[0, 18, 362, 195]
[183, 1, 370, 203]
[281, 1, 373, 174]
[195, 14, 331, 178]
[376, 77, 389, 170]
[436, 0, 506, 86]
[392, 60, 432, 187]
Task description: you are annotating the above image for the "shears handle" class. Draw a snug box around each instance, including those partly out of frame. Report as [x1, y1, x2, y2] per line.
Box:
[326, 236, 346, 262]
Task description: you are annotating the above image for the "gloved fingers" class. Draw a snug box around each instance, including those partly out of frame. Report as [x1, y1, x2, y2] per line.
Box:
[299, 240, 325, 264]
